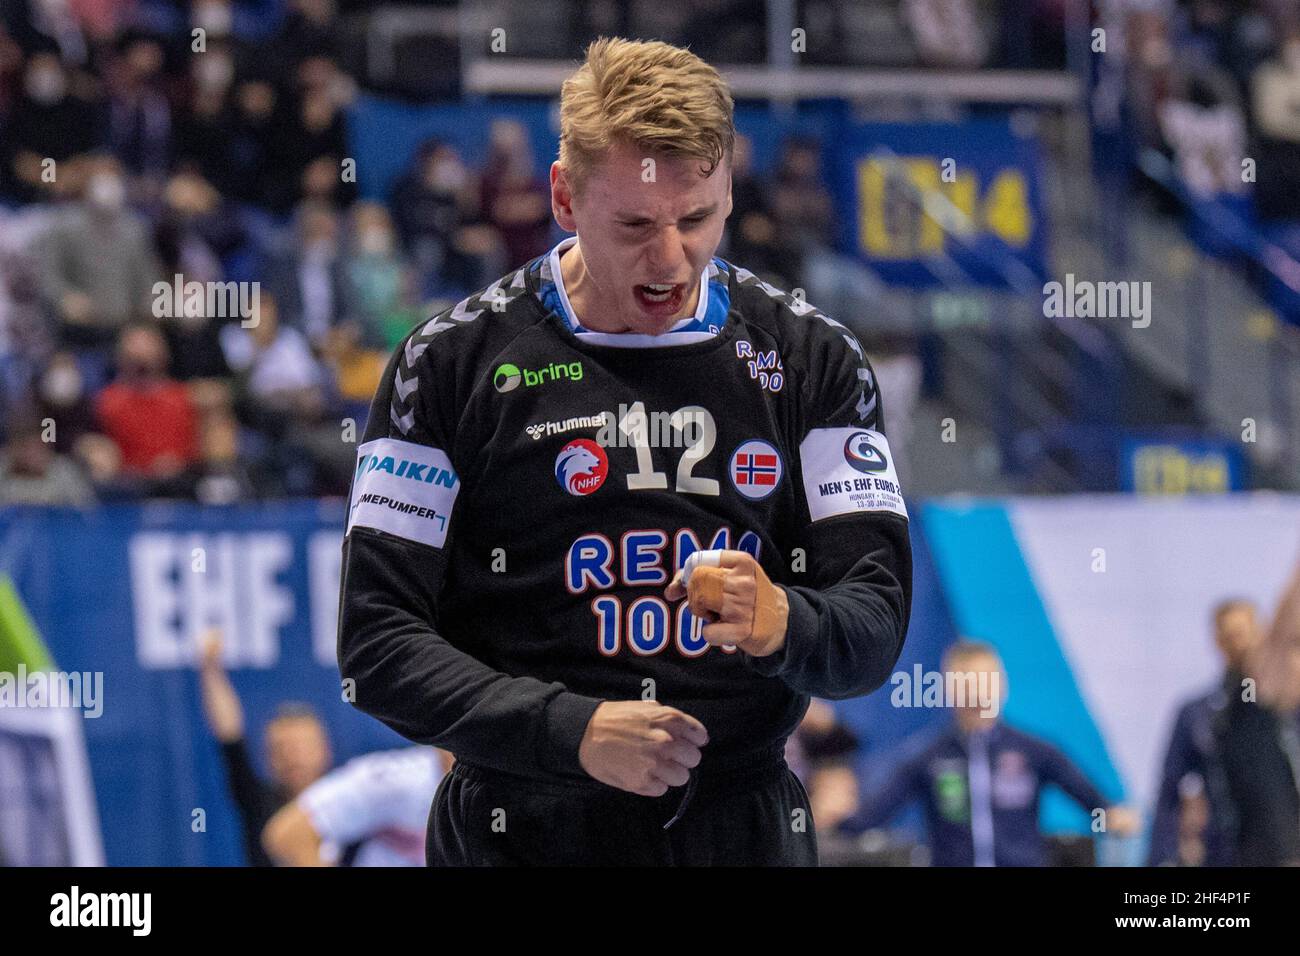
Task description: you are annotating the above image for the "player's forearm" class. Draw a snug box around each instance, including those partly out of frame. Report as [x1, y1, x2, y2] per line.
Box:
[750, 522, 912, 698]
[338, 528, 602, 780]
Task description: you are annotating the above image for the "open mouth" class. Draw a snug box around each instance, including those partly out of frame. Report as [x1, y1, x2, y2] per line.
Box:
[634, 282, 686, 316]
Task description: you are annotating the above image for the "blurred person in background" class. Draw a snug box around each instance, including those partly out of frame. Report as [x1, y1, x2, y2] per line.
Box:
[152, 170, 244, 382]
[103, 30, 172, 202]
[265, 200, 344, 346]
[1157, 71, 1247, 199]
[790, 698, 864, 834]
[176, 36, 241, 197]
[769, 135, 885, 321]
[388, 139, 501, 297]
[30, 350, 96, 452]
[838, 641, 1138, 865]
[1, 45, 103, 204]
[37, 155, 161, 354]
[318, 320, 386, 421]
[260, 54, 354, 214]
[0, 407, 94, 506]
[341, 201, 417, 349]
[200, 633, 333, 867]
[1148, 597, 1260, 866]
[94, 322, 200, 494]
[263, 746, 452, 867]
[1251, 30, 1300, 219]
[218, 292, 352, 496]
[719, 133, 788, 286]
[480, 119, 553, 269]
[1220, 558, 1300, 865]
[193, 409, 257, 505]
[905, 0, 990, 69]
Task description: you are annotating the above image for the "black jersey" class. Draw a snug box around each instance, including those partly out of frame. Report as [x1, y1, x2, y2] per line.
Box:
[337, 250, 912, 783]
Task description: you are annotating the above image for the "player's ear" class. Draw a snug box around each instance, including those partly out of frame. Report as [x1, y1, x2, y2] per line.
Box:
[551, 161, 576, 231]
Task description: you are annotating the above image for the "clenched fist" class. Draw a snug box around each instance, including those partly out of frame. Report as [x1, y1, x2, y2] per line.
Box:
[578, 700, 708, 796]
[665, 549, 789, 658]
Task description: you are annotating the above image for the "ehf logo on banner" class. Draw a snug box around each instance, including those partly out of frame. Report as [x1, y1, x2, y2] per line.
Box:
[729, 440, 783, 500]
[556, 438, 609, 496]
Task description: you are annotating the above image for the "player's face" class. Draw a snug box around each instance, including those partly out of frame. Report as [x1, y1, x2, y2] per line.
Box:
[266, 717, 331, 795]
[551, 139, 732, 335]
[945, 651, 1005, 720]
[1214, 605, 1259, 668]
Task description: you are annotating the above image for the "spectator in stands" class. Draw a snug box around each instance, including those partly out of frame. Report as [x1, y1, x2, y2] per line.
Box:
[104, 31, 172, 200]
[265, 200, 345, 345]
[260, 55, 354, 213]
[720, 133, 789, 286]
[1157, 69, 1247, 197]
[219, 292, 324, 413]
[480, 119, 553, 269]
[0, 409, 94, 506]
[152, 170, 243, 381]
[94, 323, 200, 486]
[176, 37, 239, 197]
[1148, 597, 1260, 866]
[838, 641, 1138, 865]
[31, 351, 97, 453]
[219, 292, 351, 496]
[389, 139, 500, 297]
[341, 201, 416, 348]
[905, 0, 990, 68]
[200, 632, 333, 866]
[1, 46, 104, 203]
[269, 0, 344, 73]
[771, 137, 833, 255]
[193, 408, 256, 505]
[770, 136, 888, 323]
[38, 155, 161, 350]
[1251, 31, 1300, 218]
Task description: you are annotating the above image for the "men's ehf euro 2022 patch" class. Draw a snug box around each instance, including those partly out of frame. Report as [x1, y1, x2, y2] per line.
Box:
[347, 437, 460, 548]
[798, 427, 908, 521]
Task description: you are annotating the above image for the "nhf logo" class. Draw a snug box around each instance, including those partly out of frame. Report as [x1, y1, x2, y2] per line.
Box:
[555, 439, 608, 496]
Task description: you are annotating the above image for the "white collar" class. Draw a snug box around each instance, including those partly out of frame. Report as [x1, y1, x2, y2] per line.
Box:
[547, 236, 716, 348]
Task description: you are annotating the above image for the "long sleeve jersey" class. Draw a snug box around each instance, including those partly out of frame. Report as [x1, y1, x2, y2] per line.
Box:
[337, 247, 912, 785]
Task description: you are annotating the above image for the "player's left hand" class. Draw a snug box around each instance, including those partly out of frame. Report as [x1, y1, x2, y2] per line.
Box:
[665, 550, 788, 658]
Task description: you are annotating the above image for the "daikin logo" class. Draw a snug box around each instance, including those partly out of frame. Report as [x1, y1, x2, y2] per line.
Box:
[494, 361, 584, 393]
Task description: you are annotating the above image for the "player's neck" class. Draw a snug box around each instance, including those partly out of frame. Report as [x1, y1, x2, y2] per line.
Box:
[559, 240, 700, 335]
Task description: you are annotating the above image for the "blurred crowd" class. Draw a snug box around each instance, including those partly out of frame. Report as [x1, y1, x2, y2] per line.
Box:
[1111, 0, 1300, 217]
[0, 1, 888, 505]
[489, 0, 1073, 70]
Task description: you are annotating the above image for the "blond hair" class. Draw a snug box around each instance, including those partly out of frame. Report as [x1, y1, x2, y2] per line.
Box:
[559, 37, 735, 192]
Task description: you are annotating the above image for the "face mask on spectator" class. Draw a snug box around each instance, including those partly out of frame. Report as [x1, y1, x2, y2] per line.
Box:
[87, 173, 126, 212]
[195, 54, 234, 93]
[358, 228, 393, 255]
[193, 1, 234, 37]
[1285, 41, 1300, 72]
[123, 359, 163, 383]
[40, 363, 84, 406]
[432, 158, 467, 192]
[26, 65, 66, 105]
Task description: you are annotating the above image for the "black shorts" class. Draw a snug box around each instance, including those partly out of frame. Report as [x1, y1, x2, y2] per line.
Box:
[426, 750, 818, 866]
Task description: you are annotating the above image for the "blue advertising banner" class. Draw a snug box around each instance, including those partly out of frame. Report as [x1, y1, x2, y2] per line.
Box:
[0, 502, 404, 866]
[829, 119, 1049, 287]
